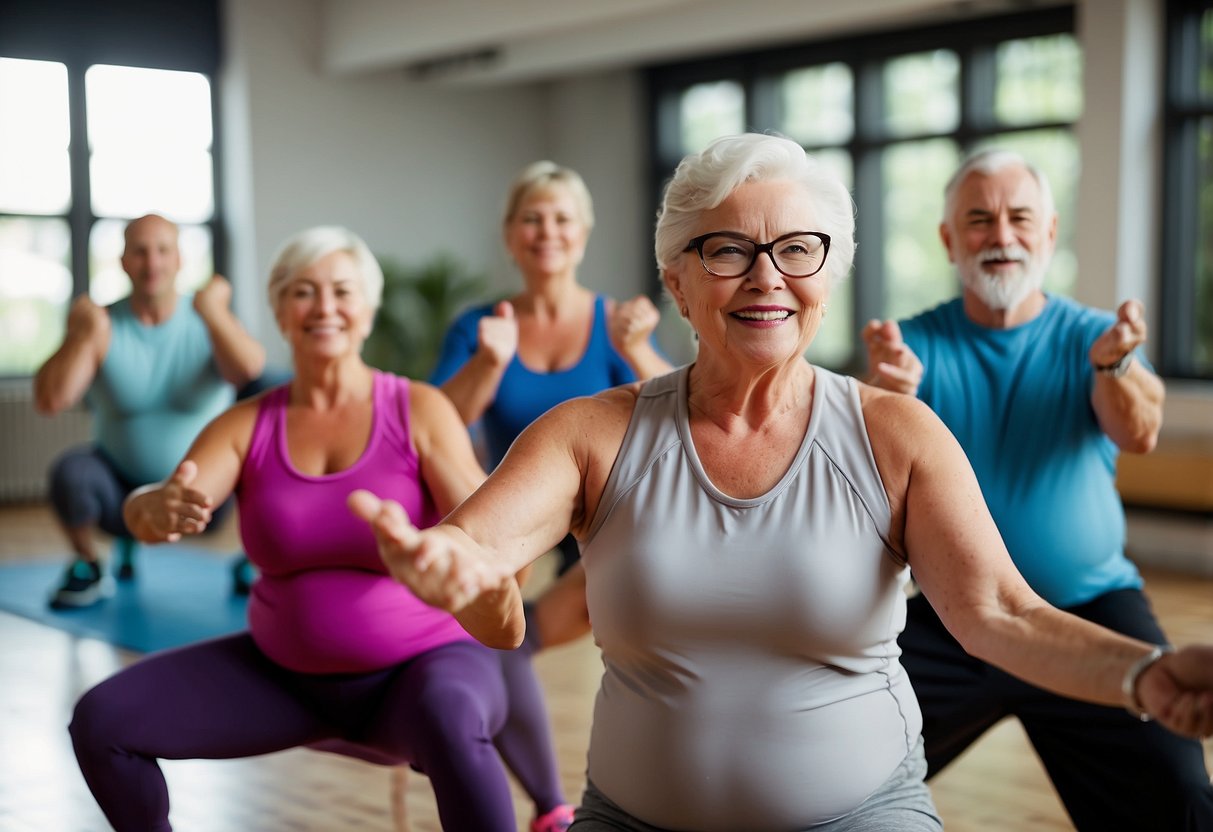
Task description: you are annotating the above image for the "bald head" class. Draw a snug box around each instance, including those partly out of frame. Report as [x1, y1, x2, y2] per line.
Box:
[121, 214, 182, 301]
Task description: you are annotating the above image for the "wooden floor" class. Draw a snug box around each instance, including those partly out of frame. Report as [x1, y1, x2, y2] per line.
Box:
[0, 501, 1209, 831]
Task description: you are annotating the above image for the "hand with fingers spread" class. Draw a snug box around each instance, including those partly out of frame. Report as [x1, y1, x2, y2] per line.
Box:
[348, 489, 513, 614]
[124, 460, 216, 543]
[1089, 299, 1148, 371]
[862, 318, 923, 395]
[478, 300, 519, 368]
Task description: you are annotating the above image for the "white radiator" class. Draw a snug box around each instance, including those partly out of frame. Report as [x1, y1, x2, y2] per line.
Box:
[0, 383, 91, 503]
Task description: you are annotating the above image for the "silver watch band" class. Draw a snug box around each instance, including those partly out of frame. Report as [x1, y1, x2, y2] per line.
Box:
[1095, 352, 1133, 378]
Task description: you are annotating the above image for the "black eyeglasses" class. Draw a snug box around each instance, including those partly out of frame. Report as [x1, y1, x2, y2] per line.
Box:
[683, 230, 831, 279]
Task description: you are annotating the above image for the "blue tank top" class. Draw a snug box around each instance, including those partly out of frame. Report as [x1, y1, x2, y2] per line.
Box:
[430, 295, 637, 467]
[582, 366, 920, 831]
[87, 296, 232, 484]
[900, 295, 1143, 607]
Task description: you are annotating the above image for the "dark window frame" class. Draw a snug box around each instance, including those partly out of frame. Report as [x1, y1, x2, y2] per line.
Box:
[0, 0, 225, 351]
[644, 6, 1077, 372]
[1161, 0, 1213, 380]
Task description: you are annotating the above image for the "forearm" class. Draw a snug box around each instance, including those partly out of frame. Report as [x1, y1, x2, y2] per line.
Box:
[958, 597, 1159, 709]
[1092, 361, 1165, 452]
[199, 308, 266, 388]
[454, 577, 526, 649]
[621, 342, 674, 382]
[33, 337, 98, 415]
[438, 351, 508, 425]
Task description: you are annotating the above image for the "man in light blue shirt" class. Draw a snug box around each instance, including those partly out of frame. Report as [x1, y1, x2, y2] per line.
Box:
[864, 150, 1212, 831]
[34, 214, 265, 608]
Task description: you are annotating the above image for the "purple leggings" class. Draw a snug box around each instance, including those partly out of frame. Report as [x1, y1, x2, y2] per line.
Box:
[69, 633, 517, 831]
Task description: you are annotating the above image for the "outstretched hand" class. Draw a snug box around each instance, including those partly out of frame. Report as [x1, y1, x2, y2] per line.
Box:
[1138, 645, 1213, 739]
[861, 319, 923, 395]
[126, 460, 216, 543]
[348, 489, 513, 613]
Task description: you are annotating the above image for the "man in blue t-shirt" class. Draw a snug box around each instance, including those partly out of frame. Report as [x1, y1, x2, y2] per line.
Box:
[34, 214, 266, 609]
[864, 150, 1213, 831]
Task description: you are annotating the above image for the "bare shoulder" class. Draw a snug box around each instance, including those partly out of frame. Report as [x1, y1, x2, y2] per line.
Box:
[407, 378, 459, 420]
[856, 381, 960, 489]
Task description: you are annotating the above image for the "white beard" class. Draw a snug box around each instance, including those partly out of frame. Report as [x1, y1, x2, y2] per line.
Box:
[957, 244, 1047, 311]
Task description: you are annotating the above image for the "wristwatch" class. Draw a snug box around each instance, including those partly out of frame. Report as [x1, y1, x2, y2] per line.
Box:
[1095, 352, 1134, 379]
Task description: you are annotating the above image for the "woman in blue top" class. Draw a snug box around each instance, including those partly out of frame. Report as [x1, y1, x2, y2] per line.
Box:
[431, 160, 672, 568]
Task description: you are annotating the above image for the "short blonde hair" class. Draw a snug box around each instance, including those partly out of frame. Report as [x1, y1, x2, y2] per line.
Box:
[266, 226, 384, 313]
[503, 161, 595, 229]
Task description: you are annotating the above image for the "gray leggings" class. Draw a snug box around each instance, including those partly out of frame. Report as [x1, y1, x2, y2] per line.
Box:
[571, 738, 942, 832]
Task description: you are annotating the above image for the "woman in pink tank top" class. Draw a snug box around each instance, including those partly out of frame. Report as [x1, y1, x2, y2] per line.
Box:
[68, 226, 573, 832]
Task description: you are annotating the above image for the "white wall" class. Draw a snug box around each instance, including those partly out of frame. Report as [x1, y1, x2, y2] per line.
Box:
[220, 0, 552, 366]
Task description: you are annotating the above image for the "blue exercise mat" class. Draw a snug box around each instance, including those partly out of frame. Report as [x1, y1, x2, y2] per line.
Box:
[0, 547, 248, 653]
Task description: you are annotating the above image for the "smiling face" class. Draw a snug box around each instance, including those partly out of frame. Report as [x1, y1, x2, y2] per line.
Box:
[504, 184, 590, 282]
[274, 250, 373, 361]
[663, 179, 830, 369]
[942, 164, 1057, 313]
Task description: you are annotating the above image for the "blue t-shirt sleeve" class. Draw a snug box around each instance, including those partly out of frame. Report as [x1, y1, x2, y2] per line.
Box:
[429, 305, 489, 385]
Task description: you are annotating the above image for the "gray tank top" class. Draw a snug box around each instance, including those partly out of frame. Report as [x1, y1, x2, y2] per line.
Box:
[582, 365, 921, 831]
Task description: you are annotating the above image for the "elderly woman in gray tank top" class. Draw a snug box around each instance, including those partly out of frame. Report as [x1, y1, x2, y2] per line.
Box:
[349, 133, 1213, 832]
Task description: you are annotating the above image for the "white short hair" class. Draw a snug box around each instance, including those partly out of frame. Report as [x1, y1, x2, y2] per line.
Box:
[942, 149, 1056, 225]
[654, 133, 855, 285]
[267, 226, 384, 313]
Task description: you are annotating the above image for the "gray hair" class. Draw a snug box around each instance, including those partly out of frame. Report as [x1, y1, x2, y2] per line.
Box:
[654, 133, 856, 285]
[503, 161, 595, 229]
[942, 149, 1056, 225]
[267, 226, 384, 313]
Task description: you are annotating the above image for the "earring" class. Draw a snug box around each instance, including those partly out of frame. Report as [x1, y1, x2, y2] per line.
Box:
[680, 305, 689, 318]
[821, 304, 828, 318]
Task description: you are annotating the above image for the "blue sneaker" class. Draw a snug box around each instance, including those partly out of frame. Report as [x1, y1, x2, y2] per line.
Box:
[49, 560, 114, 609]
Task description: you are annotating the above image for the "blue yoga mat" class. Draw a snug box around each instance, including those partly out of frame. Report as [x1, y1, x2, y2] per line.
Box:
[0, 547, 248, 653]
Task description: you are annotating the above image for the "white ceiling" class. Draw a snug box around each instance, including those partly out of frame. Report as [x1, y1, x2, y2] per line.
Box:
[319, 0, 1067, 85]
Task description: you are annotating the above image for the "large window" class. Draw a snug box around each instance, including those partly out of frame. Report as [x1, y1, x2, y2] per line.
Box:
[1162, 0, 1213, 379]
[647, 9, 1081, 372]
[0, 0, 221, 378]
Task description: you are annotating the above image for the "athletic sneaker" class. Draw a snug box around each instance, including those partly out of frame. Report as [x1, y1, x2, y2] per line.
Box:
[49, 560, 114, 609]
[114, 537, 138, 581]
[531, 804, 575, 832]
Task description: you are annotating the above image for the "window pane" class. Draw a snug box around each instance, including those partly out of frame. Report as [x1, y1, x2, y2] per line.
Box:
[1195, 117, 1213, 374]
[995, 35, 1082, 126]
[0, 58, 70, 215]
[882, 139, 962, 321]
[86, 65, 214, 222]
[89, 219, 214, 306]
[1202, 8, 1213, 100]
[974, 129, 1079, 298]
[883, 51, 959, 138]
[780, 63, 853, 146]
[679, 81, 745, 156]
[0, 217, 72, 375]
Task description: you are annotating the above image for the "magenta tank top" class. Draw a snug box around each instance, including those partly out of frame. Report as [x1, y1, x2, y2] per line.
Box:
[237, 371, 472, 673]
